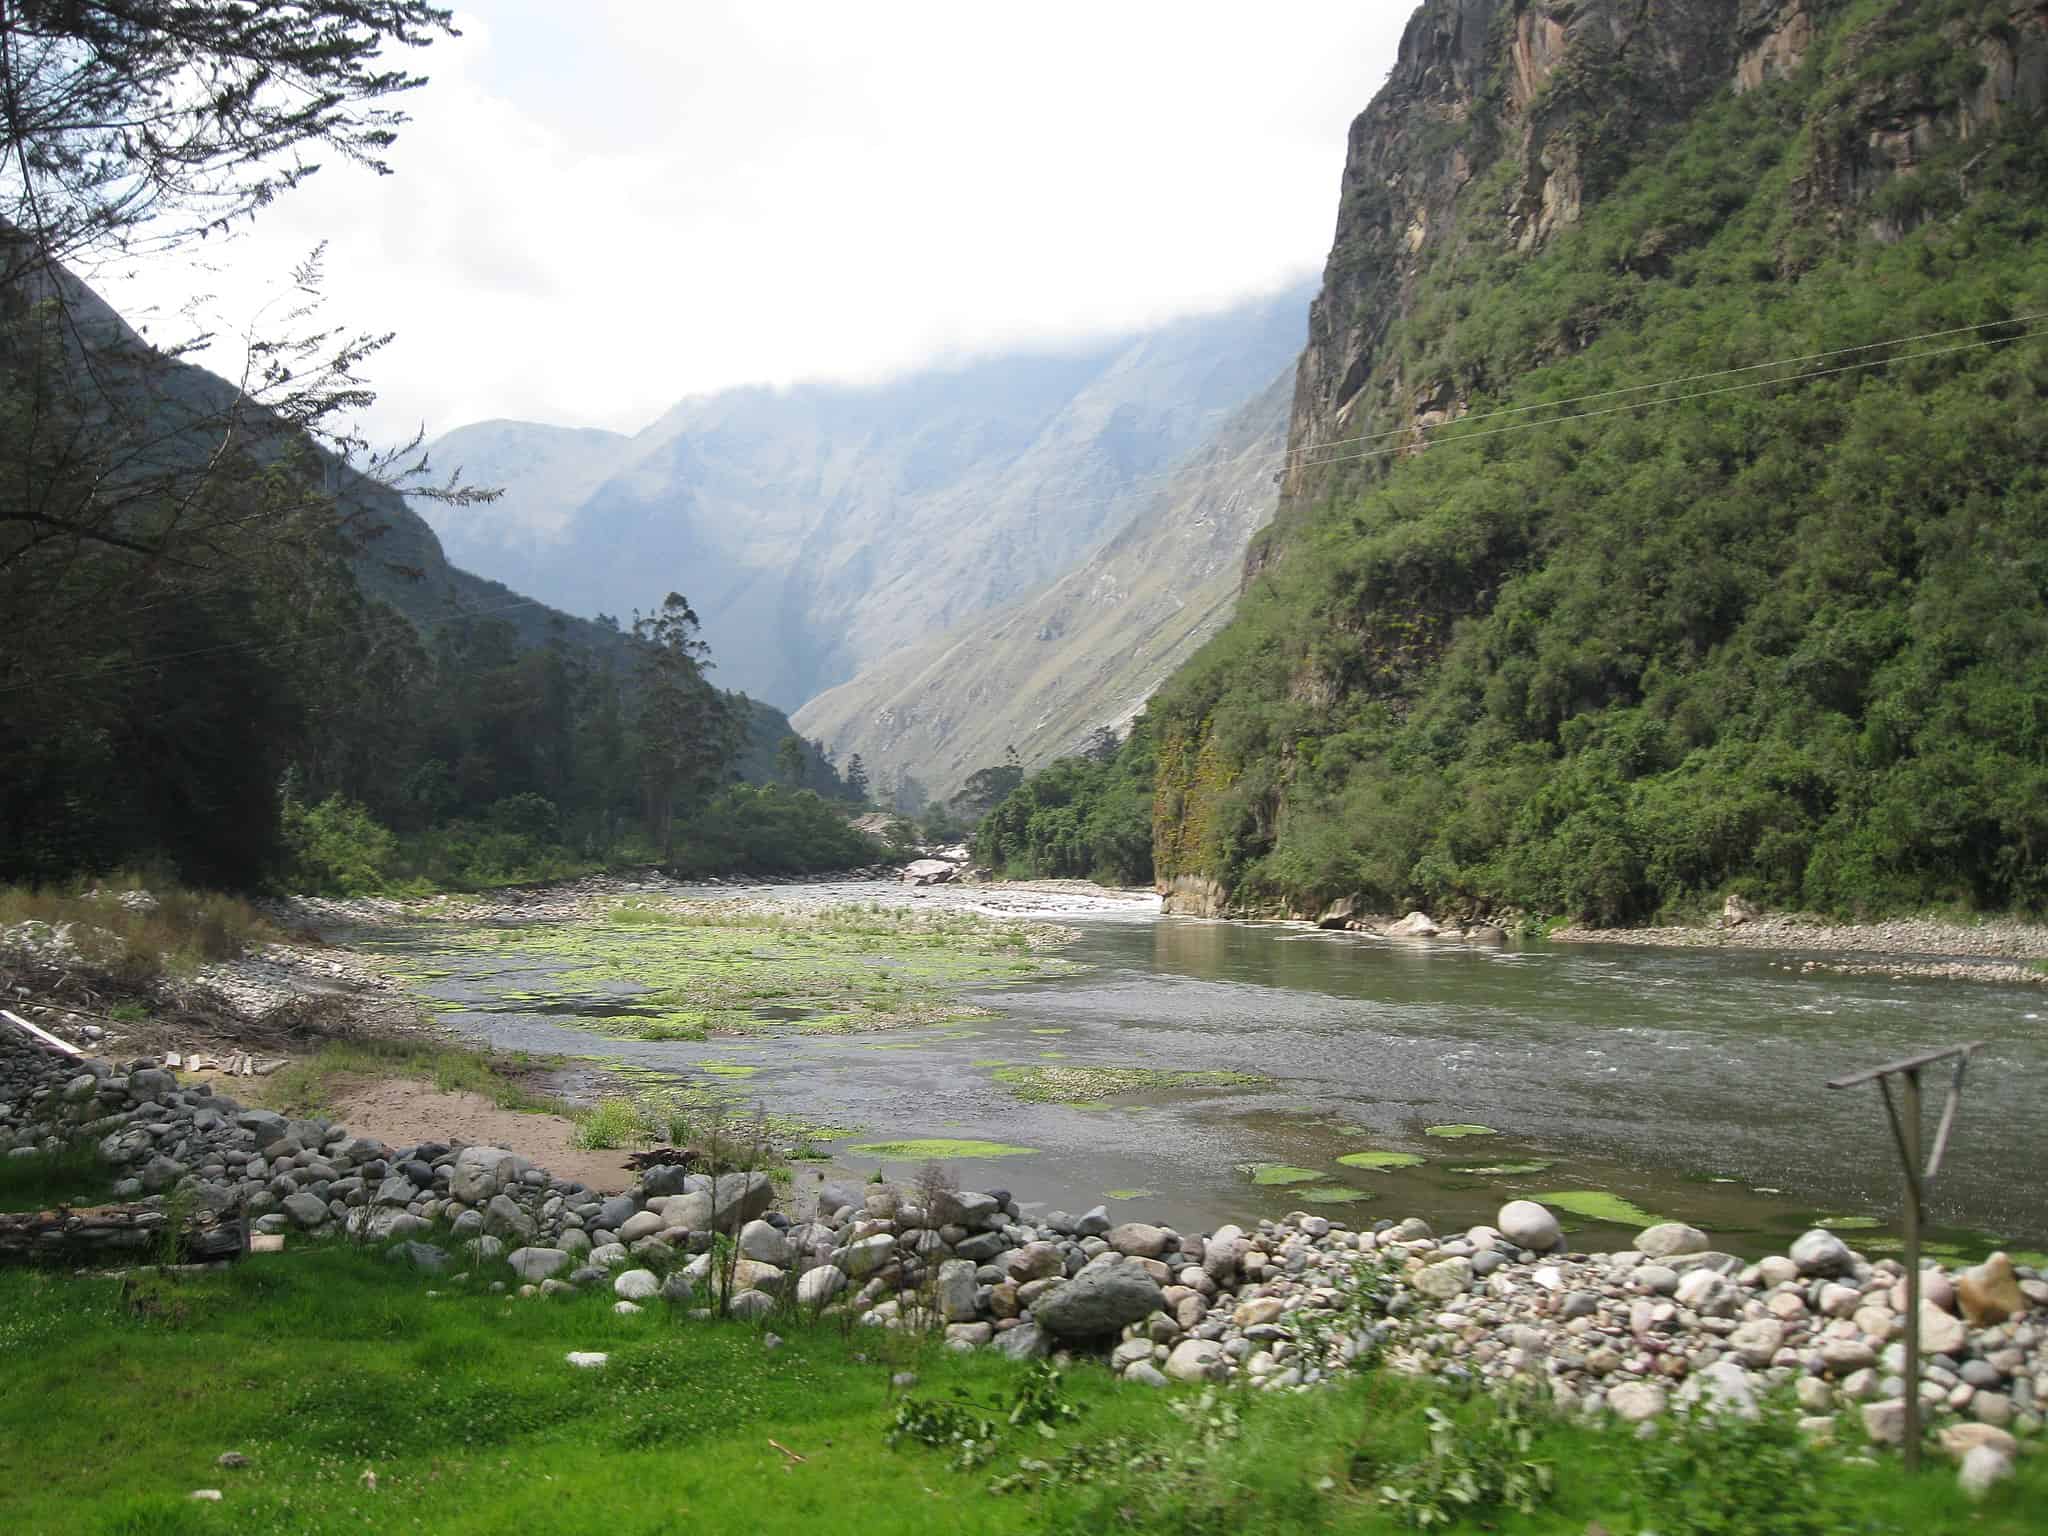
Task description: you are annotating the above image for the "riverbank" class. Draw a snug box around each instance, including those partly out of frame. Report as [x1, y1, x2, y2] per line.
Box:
[1551, 909, 2048, 986]
[1, 1019, 2043, 1532]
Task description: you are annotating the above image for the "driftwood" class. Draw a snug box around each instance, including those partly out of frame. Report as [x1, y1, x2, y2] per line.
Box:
[0, 1007, 85, 1058]
[0, 1201, 247, 1265]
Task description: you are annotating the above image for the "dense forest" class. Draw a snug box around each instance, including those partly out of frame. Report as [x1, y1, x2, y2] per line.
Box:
[992, 0, 2048, 922]
[0, 3, 874, 894]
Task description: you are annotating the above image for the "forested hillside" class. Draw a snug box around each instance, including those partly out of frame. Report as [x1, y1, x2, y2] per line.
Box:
[0, 6, 885, 896]
[991, 0, 2048, 920]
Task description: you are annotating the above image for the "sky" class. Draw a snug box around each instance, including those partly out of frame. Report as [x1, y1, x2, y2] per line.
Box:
[99, 2, 1411, 449]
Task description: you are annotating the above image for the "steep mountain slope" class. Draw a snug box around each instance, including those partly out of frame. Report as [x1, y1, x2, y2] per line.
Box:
[1147, 0, 2048, 920]
[791, 367, 1294, 801]
[420, 283, 1315, 707]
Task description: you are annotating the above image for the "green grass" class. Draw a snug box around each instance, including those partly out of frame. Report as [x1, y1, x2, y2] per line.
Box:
[569, 1097, 651, 1150]
[253, 1039, 564, 1119]
[0, 1145, 121, 1212]
[0, 1244, 2040, 1534]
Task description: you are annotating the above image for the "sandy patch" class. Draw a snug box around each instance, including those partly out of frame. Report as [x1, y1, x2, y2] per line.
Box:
[326, 1077, 635, 1193]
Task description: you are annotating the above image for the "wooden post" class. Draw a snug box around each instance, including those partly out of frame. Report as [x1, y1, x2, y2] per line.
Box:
[1828, 1042, 1981, 1476]
[1900, 1069, 1923, 1473]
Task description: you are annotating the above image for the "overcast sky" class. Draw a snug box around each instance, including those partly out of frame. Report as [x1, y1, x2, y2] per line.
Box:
[101, 2, 1410, 447]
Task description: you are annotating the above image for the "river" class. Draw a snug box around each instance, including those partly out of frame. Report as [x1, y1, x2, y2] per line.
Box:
[372, 880, 2048, 1260]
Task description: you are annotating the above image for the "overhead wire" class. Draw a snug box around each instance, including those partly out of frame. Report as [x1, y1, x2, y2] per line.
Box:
[3, 314, 2042, 698]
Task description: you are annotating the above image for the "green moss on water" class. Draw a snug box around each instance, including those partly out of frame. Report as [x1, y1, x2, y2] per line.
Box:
[1814, 1215, 1881, 1230]
[699, 1063, 759, 1077]
[1536, 1190, 1662, 1226]
[1103, 1188, 1157, 1201]
[847, 1139, 1038, 1160]
[991, 1065, 1269, 1104]
[1301, 1186, 1376, 1205]
[1424, 1124, 1499, 1139]
[1240, 1163, 1322, 1186]
[1029, 1028, 1070, 1035]
[370, 902, 1073, 1045]
[1336, 1150, 1425, 1171]
[1450, 1161, 1555, 1176]
[2008, 1251, 2048, 1268]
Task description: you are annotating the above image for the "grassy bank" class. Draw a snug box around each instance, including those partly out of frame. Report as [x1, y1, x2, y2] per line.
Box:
[0, 1243, 2038, 1535]
[250, 1038, 568, 1119]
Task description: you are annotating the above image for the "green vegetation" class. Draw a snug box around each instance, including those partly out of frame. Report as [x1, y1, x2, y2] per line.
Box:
[0, 1244, 2040, 1534]
[1241, 1163, 1323, 1187]
[1536, 1191, 1663, 1227]
[847, 1139, 1038, 1160]
[0, 1144, 118, 1213]
[1337, 1151, 1426, 1172]
[376, 902, 1068, 1045]
[1450, 1161, 1555, 1177]
[1302, 1186, 1376, 1205]
[972, 717, 1158, 884]
[0, 875, 275, 989]
[1423, 1125, 1498, 1140]
[990, 1064, 1269, 1104]
[1109, 4, 2048, 925]
[253, 1038, 565, 1120]
[569, 1097, 647, 1150]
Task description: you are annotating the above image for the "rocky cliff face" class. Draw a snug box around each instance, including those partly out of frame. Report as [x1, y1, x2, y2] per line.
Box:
[1274, 0, 2046, 526]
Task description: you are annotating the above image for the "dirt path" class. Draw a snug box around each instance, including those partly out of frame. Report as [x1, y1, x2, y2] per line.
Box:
[326, 1078, 636, 1193]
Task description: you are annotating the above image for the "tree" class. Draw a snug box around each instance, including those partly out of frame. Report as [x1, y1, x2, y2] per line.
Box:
[1, 2, 459, 274]
[775, 733, 806, 787]
[631, 593, 739, 863]
[844, 753, 870, 803]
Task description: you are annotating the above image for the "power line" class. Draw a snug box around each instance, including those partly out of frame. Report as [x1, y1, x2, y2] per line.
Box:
[5, 315, 2041, 698]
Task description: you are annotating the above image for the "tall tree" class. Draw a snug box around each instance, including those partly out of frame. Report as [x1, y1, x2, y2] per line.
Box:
[844, 753, 870, 804]
[630, 593, 738, 863]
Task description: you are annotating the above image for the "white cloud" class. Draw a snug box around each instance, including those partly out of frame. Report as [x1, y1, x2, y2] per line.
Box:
[96, 1, 1410, 446]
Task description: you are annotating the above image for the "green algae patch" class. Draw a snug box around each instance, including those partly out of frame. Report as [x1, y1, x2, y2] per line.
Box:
[1030, 1028, 1070, 1036]
[848, 1139, 1038, 1160]
[1451, 1161, 1554, 1176]
[992, 1064, 1269, 1104]
[1424, 1124, 1499, 1139]
[1814, 1215, 1881, 1231]
[371, 899, 1075, 1045]
[1103, 1188, 1157, 1201]
[1536, 1190, 1661, 1226]
[1240, 1163, 1321, 1186]
[699, 1062, 759, 1077]
[1301, 1185, 1376, 1205]
[1336, 1150, 1424, 1171]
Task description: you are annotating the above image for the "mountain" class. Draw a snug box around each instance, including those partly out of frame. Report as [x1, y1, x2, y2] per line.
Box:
[1143, 0, 2048, 920]
[420, 282, 1316, 709]
[790, 366, 1294, 801]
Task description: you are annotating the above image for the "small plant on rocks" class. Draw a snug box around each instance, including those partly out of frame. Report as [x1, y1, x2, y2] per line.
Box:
[1630, 1400, 1829, 1536]
[1363, 1391, 1555, 1529]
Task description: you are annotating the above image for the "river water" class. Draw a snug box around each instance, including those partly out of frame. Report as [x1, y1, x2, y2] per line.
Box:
[380, 882, 2048, 1260]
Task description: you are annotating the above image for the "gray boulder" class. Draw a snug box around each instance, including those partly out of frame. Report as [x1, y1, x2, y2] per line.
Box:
[992, 1323, 1049, 1361]
[1789, 1228, 1853, 1277]
[449, 1146, 518, 1204]
[1032, 1262, 1165, 1338]
[281, 1192, 328, 1229]
[1497, 1200, 1561, 1252]
[1634, 1223, 1710, 1259]
[507, 1247, 571, 1282]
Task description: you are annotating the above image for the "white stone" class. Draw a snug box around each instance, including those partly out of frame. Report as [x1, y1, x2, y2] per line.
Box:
[565, 1352, 608, 1369]
[1497, 1201, 1562, 1252]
